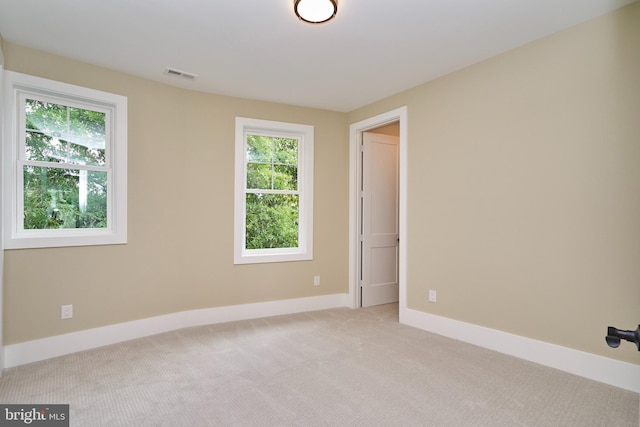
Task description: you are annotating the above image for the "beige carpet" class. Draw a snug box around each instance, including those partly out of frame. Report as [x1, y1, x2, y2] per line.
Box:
[0, 304, 638, 426]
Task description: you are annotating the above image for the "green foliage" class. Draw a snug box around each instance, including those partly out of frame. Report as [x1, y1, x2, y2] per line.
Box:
[22, 98, 108, 230]
[245, 134, 300, 249]
[245, 194, 299, 249]
[23, 167, 107, 230]
[246, 135, 298, 190]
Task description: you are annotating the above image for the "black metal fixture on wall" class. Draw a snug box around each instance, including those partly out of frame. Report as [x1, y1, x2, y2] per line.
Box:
[605, 325, 640, 351]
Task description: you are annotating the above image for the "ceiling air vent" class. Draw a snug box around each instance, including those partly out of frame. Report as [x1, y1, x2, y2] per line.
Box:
[164, 67, 198, 81]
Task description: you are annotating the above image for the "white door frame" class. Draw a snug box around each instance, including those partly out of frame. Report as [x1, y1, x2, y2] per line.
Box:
[0, 61, 5, 372]
[348, 107, 407, 313]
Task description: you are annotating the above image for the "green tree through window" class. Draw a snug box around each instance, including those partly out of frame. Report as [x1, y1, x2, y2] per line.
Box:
[245, 134, 299, 249]
[23, 98, 108, 230]
[4, 70, 127, 249]
[234, 117, 313, 264]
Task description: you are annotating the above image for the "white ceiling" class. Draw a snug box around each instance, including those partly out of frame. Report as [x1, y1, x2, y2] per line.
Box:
[0, 0, 635, 112]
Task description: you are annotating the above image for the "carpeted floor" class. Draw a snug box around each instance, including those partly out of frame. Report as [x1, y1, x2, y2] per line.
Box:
[0, 303, 638, 426]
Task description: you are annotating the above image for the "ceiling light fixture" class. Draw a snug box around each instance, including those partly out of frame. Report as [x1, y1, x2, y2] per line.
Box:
[294, 0, 337, 24]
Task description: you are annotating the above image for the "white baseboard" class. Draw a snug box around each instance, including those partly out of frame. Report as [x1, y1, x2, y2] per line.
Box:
[4, 293, 350, 368]
[400, 306, 640, 393]
[6, 297, 638, 394]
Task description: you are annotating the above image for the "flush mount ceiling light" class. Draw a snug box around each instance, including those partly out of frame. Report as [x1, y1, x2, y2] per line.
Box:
[294, 0, 338, 24]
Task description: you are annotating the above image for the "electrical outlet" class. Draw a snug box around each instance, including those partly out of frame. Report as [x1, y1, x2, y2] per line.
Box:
[61, 304, 73, 320]
[428, 290, 437, 303]
[313, 275, 321, 286]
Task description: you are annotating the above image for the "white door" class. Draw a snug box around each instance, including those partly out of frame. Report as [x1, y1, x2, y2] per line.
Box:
[361, 131, 399, 307]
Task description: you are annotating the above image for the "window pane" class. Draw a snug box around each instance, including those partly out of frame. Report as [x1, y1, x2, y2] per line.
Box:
[23, 165, 108, 229]
[246, 134, 273, 162]
[25, 99, 67, 136]
[245, 193, 299, 249]
[247, 163, 272, 189]
[25, 99, 106, 166]
[274, 137, 298, 165]
[273, 164, 297, 190]
[68, 106, 106, 152]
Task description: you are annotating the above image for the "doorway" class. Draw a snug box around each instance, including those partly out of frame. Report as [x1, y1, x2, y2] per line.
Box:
[349, 107, 407, 312]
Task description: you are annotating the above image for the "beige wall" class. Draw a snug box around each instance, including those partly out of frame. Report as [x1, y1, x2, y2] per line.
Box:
[2, 42, 349, 344]
[350, 3, 640, 365]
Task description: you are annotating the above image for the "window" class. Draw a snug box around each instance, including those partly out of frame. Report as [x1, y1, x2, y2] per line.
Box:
[3, 71, 127, 249]
[234, 117, 313, 264]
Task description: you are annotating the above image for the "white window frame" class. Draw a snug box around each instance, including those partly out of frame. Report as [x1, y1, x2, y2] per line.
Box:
[234, 117, 313, 264]
[2, 71, 127, 249]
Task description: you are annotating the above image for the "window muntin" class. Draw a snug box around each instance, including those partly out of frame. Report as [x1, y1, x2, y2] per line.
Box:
[234, 118, 313, 264]
[3, 71, 127, 249]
